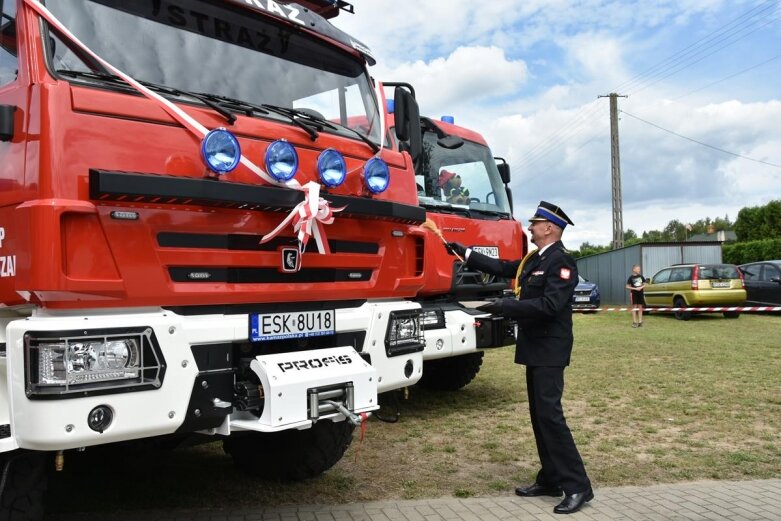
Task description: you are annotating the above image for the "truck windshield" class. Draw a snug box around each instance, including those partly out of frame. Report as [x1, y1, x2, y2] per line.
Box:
[416, 132, 512, 216]
[42, 0, 382, 145]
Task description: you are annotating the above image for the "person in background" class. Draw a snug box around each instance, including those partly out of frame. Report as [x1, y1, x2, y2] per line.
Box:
[447, 201, 593, 515]
[626, 265, 646, 328]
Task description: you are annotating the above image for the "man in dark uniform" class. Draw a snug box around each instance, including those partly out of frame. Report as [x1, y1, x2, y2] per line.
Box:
[448, 201, 593, 515]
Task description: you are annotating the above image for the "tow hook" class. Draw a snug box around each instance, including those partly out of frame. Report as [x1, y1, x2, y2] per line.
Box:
[321, 400, 363, 426]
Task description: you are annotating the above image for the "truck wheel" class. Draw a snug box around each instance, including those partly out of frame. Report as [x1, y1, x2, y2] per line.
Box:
[0, 451, 47, 521]
[223, 419, 353, 481]
[418, 352, 484, 391]
[673, 297, 691, 321]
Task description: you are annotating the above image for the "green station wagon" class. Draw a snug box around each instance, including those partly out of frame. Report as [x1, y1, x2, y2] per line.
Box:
[644, 263, 747, 320]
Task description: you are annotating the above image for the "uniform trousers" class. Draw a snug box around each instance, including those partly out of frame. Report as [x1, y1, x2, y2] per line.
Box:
[526, 365, 590, 494]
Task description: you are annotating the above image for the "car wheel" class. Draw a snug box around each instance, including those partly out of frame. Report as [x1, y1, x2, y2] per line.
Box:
[673, 297, 691, 321]
[723, 311, 741, 319]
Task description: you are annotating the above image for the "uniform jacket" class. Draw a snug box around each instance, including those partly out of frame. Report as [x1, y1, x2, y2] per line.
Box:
[466, 240, 578, 367]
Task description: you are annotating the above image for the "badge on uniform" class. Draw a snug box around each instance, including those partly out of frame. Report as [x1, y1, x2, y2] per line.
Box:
[532, 270, 544, 276]
[560, 268, 571, 280]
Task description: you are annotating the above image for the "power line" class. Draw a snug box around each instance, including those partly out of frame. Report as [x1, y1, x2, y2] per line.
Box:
[672, 52, 781, 100]
[629, 10, 781, 96]
[515, 100, 601, 167]
[620, 110, 781, 169]
[616, 0, 780, 94]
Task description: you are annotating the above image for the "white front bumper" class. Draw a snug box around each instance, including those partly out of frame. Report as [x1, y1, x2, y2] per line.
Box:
[1, 300, 422, 452]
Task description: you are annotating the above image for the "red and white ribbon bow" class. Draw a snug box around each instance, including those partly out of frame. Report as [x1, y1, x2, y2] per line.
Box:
[260, 181, 346, 254]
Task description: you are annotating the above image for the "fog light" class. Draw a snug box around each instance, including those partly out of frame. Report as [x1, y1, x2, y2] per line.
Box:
[88, 405, 113, 433]
[385, 310, 424, 357]
[364, 157, 390, 193]
[201, 128, 241, 174]
[317, 148, 347, 187]
[265, 140, 298, 181]
[404, 360, 414, 378]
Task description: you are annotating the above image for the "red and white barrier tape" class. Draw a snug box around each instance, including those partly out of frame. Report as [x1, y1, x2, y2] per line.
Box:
[25, 0, 386, 256]
[574, 306, 781, 313]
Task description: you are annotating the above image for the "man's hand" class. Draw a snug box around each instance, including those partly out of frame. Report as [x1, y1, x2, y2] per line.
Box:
[476, 298, 505, 315]
[446, 242, 467, 258]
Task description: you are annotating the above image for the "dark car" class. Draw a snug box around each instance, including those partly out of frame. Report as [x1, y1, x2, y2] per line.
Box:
[572, 275, 600, 310]
[738, 260, 781, 306]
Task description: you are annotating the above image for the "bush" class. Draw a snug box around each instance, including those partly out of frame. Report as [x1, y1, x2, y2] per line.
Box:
[722, 239, 781, 264]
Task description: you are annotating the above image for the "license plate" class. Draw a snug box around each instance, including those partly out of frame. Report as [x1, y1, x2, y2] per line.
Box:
[250, 310, 335, 342]
[575, 296, 591, 302]
[472, 246, 499, 258]
[711, 282, 730, 288]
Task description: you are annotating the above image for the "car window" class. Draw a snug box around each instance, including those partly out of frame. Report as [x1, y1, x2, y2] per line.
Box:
[741, 264, 761, 281]
[763, 264, 781, 282]
[652, 269, 671, 283]
[701, 265, 738, 279]
[670, 267, 692, 282]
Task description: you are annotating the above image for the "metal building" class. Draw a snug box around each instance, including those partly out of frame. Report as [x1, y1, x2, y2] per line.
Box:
[575, 242, 723, 305]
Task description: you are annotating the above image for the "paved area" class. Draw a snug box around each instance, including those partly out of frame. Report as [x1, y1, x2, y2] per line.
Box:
[48, 479, 781, 520]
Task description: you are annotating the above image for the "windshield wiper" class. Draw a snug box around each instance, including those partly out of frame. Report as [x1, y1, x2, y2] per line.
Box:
[260, 104, 320, 141]
[264, 104, 381, 153]
[419, 201, 471, 217]
[138, 81, 236, 125]
[56, 70, 238, 125]
[469, 208, 511, 218]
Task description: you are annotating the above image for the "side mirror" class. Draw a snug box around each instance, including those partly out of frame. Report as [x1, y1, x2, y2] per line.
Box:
[392, 86, 421, 162]
[771, 277, 781, 284]
[495, 157, 510, 184]
[0, 105, 16, 142]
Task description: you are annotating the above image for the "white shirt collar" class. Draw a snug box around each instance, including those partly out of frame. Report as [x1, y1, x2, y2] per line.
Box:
[537, 242, 555, 256]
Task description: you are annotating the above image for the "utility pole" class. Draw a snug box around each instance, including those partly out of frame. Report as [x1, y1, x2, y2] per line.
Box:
[598, 93, 627, 249]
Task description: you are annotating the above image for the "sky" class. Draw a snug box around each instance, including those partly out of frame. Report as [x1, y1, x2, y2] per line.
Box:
[332, 0, 781, 249]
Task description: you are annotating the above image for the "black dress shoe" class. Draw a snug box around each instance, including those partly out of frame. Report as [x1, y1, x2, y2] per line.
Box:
[515, 483, 563, 497]
[553, 488, 594, 514]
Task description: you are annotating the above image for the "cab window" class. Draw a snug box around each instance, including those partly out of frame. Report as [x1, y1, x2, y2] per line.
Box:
[0, 0, 17, 86]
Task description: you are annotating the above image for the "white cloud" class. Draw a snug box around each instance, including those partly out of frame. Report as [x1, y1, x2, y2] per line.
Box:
[376, 46, 528, 117]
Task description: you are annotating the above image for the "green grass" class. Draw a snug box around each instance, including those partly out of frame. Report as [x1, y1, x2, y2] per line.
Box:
[47, 312, 781, 513]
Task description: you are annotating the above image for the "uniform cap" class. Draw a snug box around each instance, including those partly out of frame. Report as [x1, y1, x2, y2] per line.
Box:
[529, 200, 574, 228]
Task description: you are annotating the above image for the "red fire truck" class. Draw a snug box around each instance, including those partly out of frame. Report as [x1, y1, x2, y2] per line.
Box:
[384, 84, 527, 390]
[0, 1, 430, 518]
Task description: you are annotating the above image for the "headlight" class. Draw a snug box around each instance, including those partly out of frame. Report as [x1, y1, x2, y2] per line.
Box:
[421, 309, 445, 330]
[265, 140, 298, 181]
[364, 157, 390, 193]
[317, 148, 347, 187]
[201, 128, 241, 173]
[385, 310, 424, 356]
[26, 328, 165, 399]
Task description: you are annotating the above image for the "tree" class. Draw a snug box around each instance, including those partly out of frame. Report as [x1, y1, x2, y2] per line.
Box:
[573, 242, 611, 258]
[735, 201, 781, 242]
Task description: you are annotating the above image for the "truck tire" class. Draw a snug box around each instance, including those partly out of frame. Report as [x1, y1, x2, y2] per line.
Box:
[0, 452, 47, 521]
[418, 352, 484, 391]
[223, 419, 353, 481]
